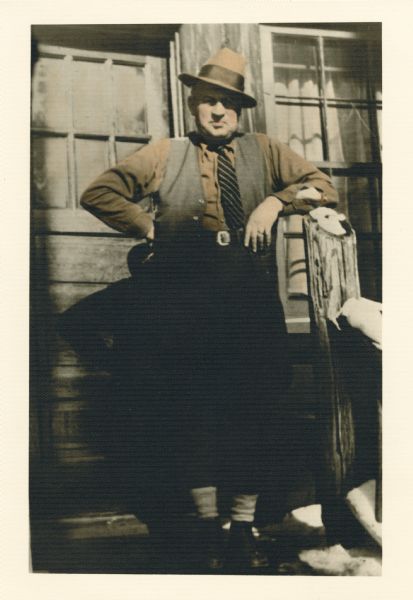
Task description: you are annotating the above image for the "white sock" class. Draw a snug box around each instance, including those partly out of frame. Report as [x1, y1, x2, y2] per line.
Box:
[190, 486, 219, 520]
[231, 493, 258, 523]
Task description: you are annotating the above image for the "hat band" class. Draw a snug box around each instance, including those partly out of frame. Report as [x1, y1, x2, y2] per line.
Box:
[198, 64, 245, 92]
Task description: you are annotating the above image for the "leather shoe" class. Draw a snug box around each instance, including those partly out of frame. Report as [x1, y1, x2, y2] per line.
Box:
[226, 521, 269, 573]
[196, 518, 226, 572]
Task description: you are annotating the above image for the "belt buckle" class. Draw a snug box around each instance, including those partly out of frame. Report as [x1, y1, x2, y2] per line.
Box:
[216, 230, 231, 246]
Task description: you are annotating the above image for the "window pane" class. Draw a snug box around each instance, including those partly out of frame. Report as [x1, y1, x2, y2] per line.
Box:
[274, 104, 323, 161]
[72, 60, 110, 133]
[32, 57, 68, 130]
[32, 137, 69, 208]
[327, 107, 372, 162]
[272, 35, 320, 98]
[75, 139, 109, 203]
[115, 142, 145, 162]
[332, 177, 374, 232]
[325, 71, 368, 101]
[273, 67, 319, 98]
[324, 40, 368, 100]
[113, 64, 146, 136]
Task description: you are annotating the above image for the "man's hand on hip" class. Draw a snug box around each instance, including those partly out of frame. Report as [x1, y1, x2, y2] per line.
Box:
[244, 196, 283, 253]
[146, 223, 155, 241]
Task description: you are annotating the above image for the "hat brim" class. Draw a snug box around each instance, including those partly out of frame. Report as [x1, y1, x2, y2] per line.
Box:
[178, 73, 257, 108]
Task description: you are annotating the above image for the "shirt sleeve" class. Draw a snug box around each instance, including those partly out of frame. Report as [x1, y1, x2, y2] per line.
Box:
[260, 134, 338, 215]
[80, 139, 171, 237]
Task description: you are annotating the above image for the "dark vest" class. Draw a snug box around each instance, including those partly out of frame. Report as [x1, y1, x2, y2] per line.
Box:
[155, 133, 272, 241]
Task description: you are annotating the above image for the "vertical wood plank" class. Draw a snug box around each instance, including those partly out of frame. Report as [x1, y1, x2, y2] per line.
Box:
[317, 36, 330, 162]
[259, 25, 276, 136]
[179, 24, 225, 133]
[226, 23, 267, 133]
[174, 32, 185, 137]
[169, 40, 180, 138]
[106, 58, 117, 166]
[145, 57, 170, 140]
[64, 54, 76, 209]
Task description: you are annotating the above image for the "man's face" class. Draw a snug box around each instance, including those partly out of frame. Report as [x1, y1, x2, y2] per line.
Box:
[189, 83, 241, 141]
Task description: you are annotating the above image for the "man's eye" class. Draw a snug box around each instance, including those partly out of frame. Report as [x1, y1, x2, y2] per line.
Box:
[201, 96, 237, 109]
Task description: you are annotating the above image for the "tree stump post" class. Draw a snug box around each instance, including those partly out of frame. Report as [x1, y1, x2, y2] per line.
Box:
[303, 212, 364, 538]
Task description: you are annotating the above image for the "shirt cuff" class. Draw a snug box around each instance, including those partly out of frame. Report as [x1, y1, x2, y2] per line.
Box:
[271, 185, 336, 215]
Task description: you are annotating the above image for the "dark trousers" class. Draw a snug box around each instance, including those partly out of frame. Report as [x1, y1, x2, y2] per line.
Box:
[114, 238, 291, 494]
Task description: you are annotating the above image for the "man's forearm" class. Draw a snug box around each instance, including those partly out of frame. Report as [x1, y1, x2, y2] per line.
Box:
[267, 136, 338, 214]
[81, 183, 153, 238]
[274, 182, 338, 215]
[80, 139, 168, 237]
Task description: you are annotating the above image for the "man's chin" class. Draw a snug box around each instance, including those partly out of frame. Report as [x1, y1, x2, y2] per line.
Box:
[199, 127, 236, 142]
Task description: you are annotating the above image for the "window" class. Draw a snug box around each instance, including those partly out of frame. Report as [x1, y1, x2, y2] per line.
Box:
[260, 25, 382, 331]
[31, 44, 169, 232]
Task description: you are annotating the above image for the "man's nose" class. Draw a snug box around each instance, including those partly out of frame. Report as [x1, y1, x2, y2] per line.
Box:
[211, 101, 226, 117]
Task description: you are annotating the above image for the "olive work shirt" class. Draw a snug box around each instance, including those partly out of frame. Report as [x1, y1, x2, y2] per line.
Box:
[80, 132, 338, 236]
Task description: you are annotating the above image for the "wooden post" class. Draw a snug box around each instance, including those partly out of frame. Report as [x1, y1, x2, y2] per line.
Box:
[304, 209, 382, 532]
[303, 212, 361, 506]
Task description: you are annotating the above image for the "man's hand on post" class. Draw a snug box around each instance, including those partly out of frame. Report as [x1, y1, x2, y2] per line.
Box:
[244, 196, 284, 252]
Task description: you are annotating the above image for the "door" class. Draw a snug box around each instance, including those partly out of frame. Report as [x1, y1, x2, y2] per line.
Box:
[31, 42, 170, 465]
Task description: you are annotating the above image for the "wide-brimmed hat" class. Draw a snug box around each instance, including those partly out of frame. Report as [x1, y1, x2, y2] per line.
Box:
[178, 47, 257, 108]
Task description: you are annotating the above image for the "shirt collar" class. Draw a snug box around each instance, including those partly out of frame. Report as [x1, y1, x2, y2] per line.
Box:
[189, 131, 241, 157]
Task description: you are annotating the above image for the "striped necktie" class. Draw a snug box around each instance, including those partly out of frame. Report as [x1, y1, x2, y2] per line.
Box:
[216, 148, 245, 229]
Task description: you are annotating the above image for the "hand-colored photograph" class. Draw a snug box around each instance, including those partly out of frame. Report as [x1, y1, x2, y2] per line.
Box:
[29, 22, 382, 576]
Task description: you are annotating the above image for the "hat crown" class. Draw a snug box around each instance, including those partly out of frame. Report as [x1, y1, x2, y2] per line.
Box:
[178, 47, 257, 108]
[205, 48, 246, 78]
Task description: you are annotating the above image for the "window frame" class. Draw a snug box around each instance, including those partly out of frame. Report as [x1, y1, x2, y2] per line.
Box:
[260, 24, 382, 325]
[260, 25, 382, 171]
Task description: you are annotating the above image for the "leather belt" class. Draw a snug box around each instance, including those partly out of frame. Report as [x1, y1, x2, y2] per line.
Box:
[198, 227, 245, 247]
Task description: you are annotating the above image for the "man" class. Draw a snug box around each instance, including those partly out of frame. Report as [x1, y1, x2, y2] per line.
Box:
[80, 47, 337, 573]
